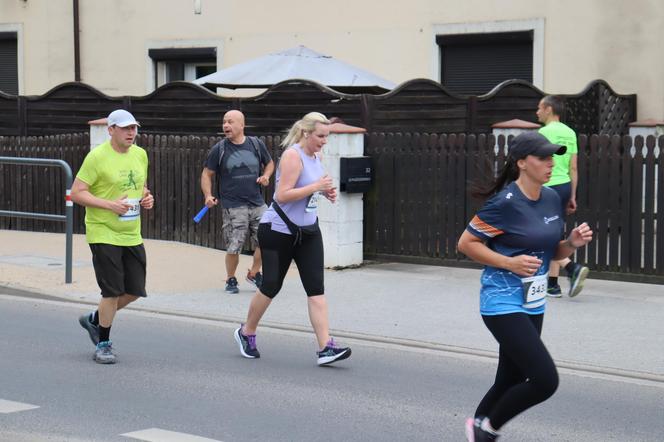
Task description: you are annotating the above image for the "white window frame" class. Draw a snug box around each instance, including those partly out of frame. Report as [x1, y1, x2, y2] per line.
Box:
[155, 61, 217, 86]
[431, 18, 544, 90]
[184, 62, 217, 82]
[145, 39, 222, 92]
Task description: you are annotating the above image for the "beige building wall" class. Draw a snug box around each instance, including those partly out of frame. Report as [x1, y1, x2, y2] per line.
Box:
[2, 0, 663, 119]
[2, 0, 74, 95]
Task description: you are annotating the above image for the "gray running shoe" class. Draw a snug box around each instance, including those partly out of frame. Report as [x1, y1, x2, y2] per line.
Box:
[94, 341, 116, 364]
[225, 276, 239, 294]
[234, 325, 260, 358]
[79, 313, 100, 345]
[568, 264, 589, 298]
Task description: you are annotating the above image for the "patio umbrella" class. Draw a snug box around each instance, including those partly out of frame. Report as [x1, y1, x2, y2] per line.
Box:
[192, 45, 395, 92]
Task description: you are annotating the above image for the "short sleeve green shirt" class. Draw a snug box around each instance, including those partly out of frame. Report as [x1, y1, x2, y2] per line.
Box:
[76, 141, 148, 246]
[539, 121, 578, 186]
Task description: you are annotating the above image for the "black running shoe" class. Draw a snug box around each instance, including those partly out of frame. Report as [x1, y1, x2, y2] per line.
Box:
[234, 325, 260, 358]
[465, 417, 499, 441]
[474, 426, 499, 441]
[79, 313, 100, 345]
[225, 277, 239, 294]
[245, 270, 263, 290]
[546, 284, 563, 298]
[317, 338, 351, 366]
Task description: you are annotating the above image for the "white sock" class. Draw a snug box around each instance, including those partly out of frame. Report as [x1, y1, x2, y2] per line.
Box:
[481, 417, 499, 435]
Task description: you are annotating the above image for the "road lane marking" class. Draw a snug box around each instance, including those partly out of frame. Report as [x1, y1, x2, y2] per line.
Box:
[121, 428, 222, 442]
[0, 399, 40, 413]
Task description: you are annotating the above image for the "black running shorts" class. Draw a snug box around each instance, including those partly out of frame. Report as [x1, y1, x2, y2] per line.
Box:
[89, 243, 147, 298]
[548, 182, 572, 221]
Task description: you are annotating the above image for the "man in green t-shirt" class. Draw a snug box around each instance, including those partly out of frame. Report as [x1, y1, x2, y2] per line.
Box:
[71, 109, 154, 364]
[537, 95, 589, 298]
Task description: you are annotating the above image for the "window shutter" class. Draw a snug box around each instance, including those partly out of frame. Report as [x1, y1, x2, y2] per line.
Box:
[438, 31, 533, 95]
[0, 34, 18, 95]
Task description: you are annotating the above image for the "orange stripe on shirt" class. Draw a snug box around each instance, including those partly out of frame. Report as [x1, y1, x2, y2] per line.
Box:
[469, 215, 504, 237]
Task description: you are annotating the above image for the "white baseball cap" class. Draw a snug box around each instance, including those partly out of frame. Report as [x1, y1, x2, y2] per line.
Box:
[107, 109, 140, 128]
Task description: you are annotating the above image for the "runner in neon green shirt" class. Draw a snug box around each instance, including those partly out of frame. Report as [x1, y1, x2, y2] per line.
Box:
[536, 96, 589, 298]
[76, 139, 148, 245]
[71, 109, 154, 364]
[540, 121, 577, 187]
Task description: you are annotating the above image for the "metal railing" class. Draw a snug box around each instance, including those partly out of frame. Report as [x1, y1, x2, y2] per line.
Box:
[0, 157, 74, 283]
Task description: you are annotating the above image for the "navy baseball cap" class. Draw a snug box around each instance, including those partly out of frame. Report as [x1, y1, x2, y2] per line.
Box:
[508, 132, 566, 160]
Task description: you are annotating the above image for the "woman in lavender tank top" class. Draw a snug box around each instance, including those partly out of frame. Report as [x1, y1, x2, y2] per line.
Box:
[233, 112, 352, 366]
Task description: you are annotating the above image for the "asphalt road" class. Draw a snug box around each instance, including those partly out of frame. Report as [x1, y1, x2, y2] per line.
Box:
[0, 295, 662, 442]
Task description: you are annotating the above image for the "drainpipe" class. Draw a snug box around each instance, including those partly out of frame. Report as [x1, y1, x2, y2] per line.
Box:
[73, 0, 81, 81]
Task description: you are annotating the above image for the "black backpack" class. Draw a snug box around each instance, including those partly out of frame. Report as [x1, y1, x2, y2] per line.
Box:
[213, 136, 263, 170]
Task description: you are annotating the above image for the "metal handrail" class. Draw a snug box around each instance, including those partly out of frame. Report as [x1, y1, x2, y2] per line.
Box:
[0, 157, 74, 283]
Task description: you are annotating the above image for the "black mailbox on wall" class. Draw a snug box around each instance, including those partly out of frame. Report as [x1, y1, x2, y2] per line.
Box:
[339, 156, 372, 193]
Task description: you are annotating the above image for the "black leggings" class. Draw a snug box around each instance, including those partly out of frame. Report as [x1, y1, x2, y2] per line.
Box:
[257, 223, 324, 298]
[476, 313, 559, 430]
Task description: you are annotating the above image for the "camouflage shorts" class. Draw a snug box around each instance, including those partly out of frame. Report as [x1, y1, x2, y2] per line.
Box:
[222, 204, 267, 254]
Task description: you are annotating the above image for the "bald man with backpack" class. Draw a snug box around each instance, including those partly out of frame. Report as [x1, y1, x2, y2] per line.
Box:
[201, 110, 275, 294]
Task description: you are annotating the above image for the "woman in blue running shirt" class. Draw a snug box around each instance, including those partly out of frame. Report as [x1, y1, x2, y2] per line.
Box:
[458, 132, 593, 441]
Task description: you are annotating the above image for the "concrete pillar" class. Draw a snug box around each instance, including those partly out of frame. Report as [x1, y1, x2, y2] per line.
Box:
[491, 119, 541, 155]
[629, 119, 664, 157]
[88, 118, 109, 150]
[629, 119, 664, 139]
[491, 119, 541, 149]
[318, 123, 367, 268]
[628, 119, 663, 207]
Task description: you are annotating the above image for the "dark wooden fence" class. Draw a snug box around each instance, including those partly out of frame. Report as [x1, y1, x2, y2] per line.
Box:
[364, 132, 664, 283]
[138, 133, 283, 250]
[0, 78, 636, 137]
[0, 134, 89, 234]
[1, 132, 661, 282]
[0, 133, 284, 248]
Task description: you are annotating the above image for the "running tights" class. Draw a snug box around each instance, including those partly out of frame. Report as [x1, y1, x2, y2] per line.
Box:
[257, 223, 324, 298]
[476, 313, 559, 430]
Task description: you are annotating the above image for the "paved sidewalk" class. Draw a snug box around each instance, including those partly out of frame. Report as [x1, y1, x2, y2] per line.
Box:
[1, 229, 662, 379]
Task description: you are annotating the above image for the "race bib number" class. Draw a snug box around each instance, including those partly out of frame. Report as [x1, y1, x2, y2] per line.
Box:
[305, 192, 320, 213]
[521, 273, 548, 309]
[118, 198, 140, 222]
